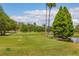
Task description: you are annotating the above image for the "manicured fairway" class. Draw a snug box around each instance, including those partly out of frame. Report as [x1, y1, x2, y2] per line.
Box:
[0, 32, 79, 56]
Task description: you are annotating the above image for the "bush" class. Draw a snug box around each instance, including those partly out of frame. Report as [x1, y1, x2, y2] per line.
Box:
[5, 48, 11, 51]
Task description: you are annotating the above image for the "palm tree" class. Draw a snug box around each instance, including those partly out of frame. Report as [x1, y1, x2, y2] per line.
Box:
[47, 3, 56, 33]
[45, 3, 48, 34]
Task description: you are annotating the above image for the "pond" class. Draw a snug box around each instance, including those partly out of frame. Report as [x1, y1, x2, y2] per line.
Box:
[70, 37, 79, 43]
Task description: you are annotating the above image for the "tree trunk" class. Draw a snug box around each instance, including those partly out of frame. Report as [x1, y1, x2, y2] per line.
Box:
[48, 8, 51, 33]
[1, 31, 5, 36]
[45, 4, 48, 35]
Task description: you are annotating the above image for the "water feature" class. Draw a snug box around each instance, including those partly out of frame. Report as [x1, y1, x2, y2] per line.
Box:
[70, 37, 79, 43]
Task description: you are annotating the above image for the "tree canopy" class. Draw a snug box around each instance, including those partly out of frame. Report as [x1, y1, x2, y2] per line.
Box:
[0, 6, 17, 35]
[52, 6, 74, 39]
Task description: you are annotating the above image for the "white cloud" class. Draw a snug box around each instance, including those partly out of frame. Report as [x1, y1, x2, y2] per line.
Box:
[69, 7, 79, 27]
[11, 7, 79, 27]
[11, 9, 58, 26]
[73, 19, 79, 27]
[70, 7, 79, 20]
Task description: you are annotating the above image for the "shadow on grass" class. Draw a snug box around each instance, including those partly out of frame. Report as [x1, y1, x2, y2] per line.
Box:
[48, 35, 73, 43]
[56, 38, 73, 43]
[0, 32, 16, 36]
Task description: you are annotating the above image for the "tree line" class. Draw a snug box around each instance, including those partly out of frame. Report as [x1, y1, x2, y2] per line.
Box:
[19, 23, 46, 32]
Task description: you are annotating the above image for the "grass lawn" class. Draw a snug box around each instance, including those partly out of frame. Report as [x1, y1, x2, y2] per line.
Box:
[0, 32, 79, 56]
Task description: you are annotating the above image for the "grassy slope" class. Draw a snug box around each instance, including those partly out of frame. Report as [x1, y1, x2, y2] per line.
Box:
[0, 32, 79, 56]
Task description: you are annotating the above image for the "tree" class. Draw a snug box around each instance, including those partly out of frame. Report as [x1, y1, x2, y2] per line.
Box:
[45, 3, 48, 33]
[32, 22, 37, 32]
[0, 6, 7, 35]
[47, 3, 56, 33]
[0, 16, 6, 35]
[6, 19, 17, 31]
[20, 23, 28, 32]
[0, 5, 17, 35]
[52, 6, 74, 39]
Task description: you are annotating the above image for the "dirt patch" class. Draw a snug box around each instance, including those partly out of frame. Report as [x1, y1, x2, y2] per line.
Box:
[70, 43, 79, 49]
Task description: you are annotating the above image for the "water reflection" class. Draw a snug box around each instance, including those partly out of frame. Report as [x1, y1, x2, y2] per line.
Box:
[70, 37, 79, 43]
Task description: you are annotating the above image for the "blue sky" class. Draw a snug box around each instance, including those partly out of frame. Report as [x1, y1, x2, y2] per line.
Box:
[0, 3, 79, 26]
[1, 3, 79, 16]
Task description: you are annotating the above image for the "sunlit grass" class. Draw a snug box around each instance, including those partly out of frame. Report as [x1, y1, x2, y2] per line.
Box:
[0, 32, 79, 55]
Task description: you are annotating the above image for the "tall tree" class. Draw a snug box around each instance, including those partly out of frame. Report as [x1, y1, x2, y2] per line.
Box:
[0, 6, 7, 35]
[0, 5, 17, 35]
[45, 3, 48, 33]
[47, 3, 56, 33]
[52, 6, 74, 39]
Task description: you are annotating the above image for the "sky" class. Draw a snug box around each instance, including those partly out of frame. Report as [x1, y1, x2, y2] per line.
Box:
[0, 3, 79, 26]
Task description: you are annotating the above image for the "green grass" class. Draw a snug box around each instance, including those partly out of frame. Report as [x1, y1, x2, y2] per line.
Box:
[0, 32, 79, 56]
